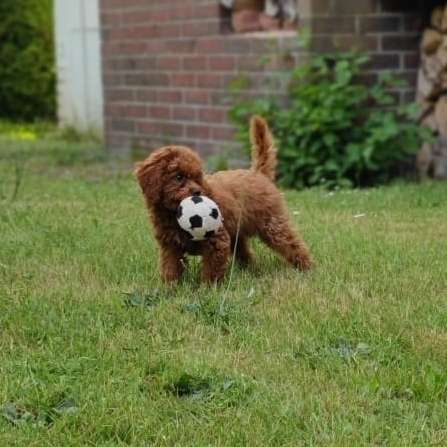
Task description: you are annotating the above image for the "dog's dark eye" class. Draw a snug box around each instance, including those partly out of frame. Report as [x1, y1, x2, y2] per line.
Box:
[175, 173, 184, 182]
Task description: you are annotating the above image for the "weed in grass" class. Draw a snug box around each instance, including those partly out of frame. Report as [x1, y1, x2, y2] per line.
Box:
[122, 289, 168, 309]
[2, 397, 77, 429]
[181, 289, 253, 336]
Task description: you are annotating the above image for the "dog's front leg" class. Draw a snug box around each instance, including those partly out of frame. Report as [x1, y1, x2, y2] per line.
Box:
[160, 245, 185, 283]
[201, 228, 231, 283]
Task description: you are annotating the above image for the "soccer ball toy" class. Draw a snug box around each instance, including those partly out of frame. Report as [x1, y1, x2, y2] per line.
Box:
[177, 196, 223, 241]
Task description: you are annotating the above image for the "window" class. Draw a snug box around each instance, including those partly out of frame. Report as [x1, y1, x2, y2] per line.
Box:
[219, 0, 299, 33]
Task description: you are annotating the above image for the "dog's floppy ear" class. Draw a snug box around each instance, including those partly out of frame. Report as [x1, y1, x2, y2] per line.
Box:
[134, 150, 167, 206]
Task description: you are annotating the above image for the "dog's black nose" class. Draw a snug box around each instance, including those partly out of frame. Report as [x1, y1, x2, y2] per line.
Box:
[192, 190, 201, 196]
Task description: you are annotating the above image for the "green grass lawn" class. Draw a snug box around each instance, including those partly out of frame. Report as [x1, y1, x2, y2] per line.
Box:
[1, 132, 447, 446]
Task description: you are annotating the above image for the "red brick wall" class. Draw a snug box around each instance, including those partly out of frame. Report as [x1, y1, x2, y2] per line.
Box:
[100, 0, 302, 155]
[100, 0, 427, 155]
[305, 0, 427, 104]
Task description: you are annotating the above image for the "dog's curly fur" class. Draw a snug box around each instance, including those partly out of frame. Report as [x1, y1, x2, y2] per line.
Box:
[135, 116, 313, 283]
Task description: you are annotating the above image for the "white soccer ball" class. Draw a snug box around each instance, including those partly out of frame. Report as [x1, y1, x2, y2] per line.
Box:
[176, 196, 223, 241]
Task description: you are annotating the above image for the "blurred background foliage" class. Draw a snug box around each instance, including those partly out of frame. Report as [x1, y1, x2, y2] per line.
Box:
[0, 0, 56, 121]
[230, 52, 432, 189]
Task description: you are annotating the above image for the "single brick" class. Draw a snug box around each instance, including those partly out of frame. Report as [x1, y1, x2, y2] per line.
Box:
[365, 53, 400, 70]
[115, 42, 148, 55]
[165, 39, 197, 53]
[106, 0, 153, 10]
[136, 89, 156, 102]
[186, 125, 211, 140]
[198, 108, 226, 124]
[125, 105, 147, 118]
[125, 73, 169, 87]
[196, 38, 225, 53]
[137, 121, 184, 137]
[145, 41, 166, 53]
[107, 57, 136, 71]
[173, 107, 198, 122]
[184, 90, 210, 105]
[334, 35, 379, 51]
[182, 21, 220, 37]
[156, 90, 183, 104]
[158, 121, 185, 137]
[136, 121, 158, 134]
[149, 106, 171, 120]
[311, 16, 356, 34]
[331, 0, 377, 15]
[310, 35, 336, 52]
[127, 25, 162, 40]
[120, 10, 152, 25]
[170, 73, 196, 88]
[183, 56, 208, 71]
[382, 34, 419, 51]
[209, 56, 236, 71]
[379, 0, 418, 13]
[237, 55, 265, 72]
[223, 37, 251, 53]
[158, 23, 182, 39]
[157, 56, 181, 71]
[212, 126, 236, 141]
[196, 73, 223, 89]
[359, 16, 401, 33]
[134, 58, 159, 71]
[105, 88, 135, 102]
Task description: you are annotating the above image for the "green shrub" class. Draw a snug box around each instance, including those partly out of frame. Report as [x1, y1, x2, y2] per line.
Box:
[230, 52, 432, 189]
[0, 0, 55, 121]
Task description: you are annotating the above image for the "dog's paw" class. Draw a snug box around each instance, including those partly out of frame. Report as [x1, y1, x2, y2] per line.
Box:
[296, 255, 314, 272]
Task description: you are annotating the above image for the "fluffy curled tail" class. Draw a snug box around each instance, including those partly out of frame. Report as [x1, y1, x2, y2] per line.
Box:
[250, 115, 277, 182]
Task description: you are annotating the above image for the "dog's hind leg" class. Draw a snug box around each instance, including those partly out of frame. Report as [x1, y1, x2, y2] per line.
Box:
[258, 217, 313, 271]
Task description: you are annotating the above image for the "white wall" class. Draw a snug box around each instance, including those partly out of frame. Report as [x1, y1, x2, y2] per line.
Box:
[55, 0, 103, 134]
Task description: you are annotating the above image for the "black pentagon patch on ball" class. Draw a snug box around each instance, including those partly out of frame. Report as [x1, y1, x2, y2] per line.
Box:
[210, 208, 219, 219]
[189, 215, 203, 229]
[191, 196, 203, 204]
[176, 205, 183, 219]
[205, 230, 215, 239]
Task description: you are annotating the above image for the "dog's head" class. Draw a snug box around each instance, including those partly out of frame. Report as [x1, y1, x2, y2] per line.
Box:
[135, 146, 207, 211]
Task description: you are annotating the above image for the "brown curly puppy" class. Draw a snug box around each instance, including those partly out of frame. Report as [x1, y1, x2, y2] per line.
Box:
[135, 116, 313, 283]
